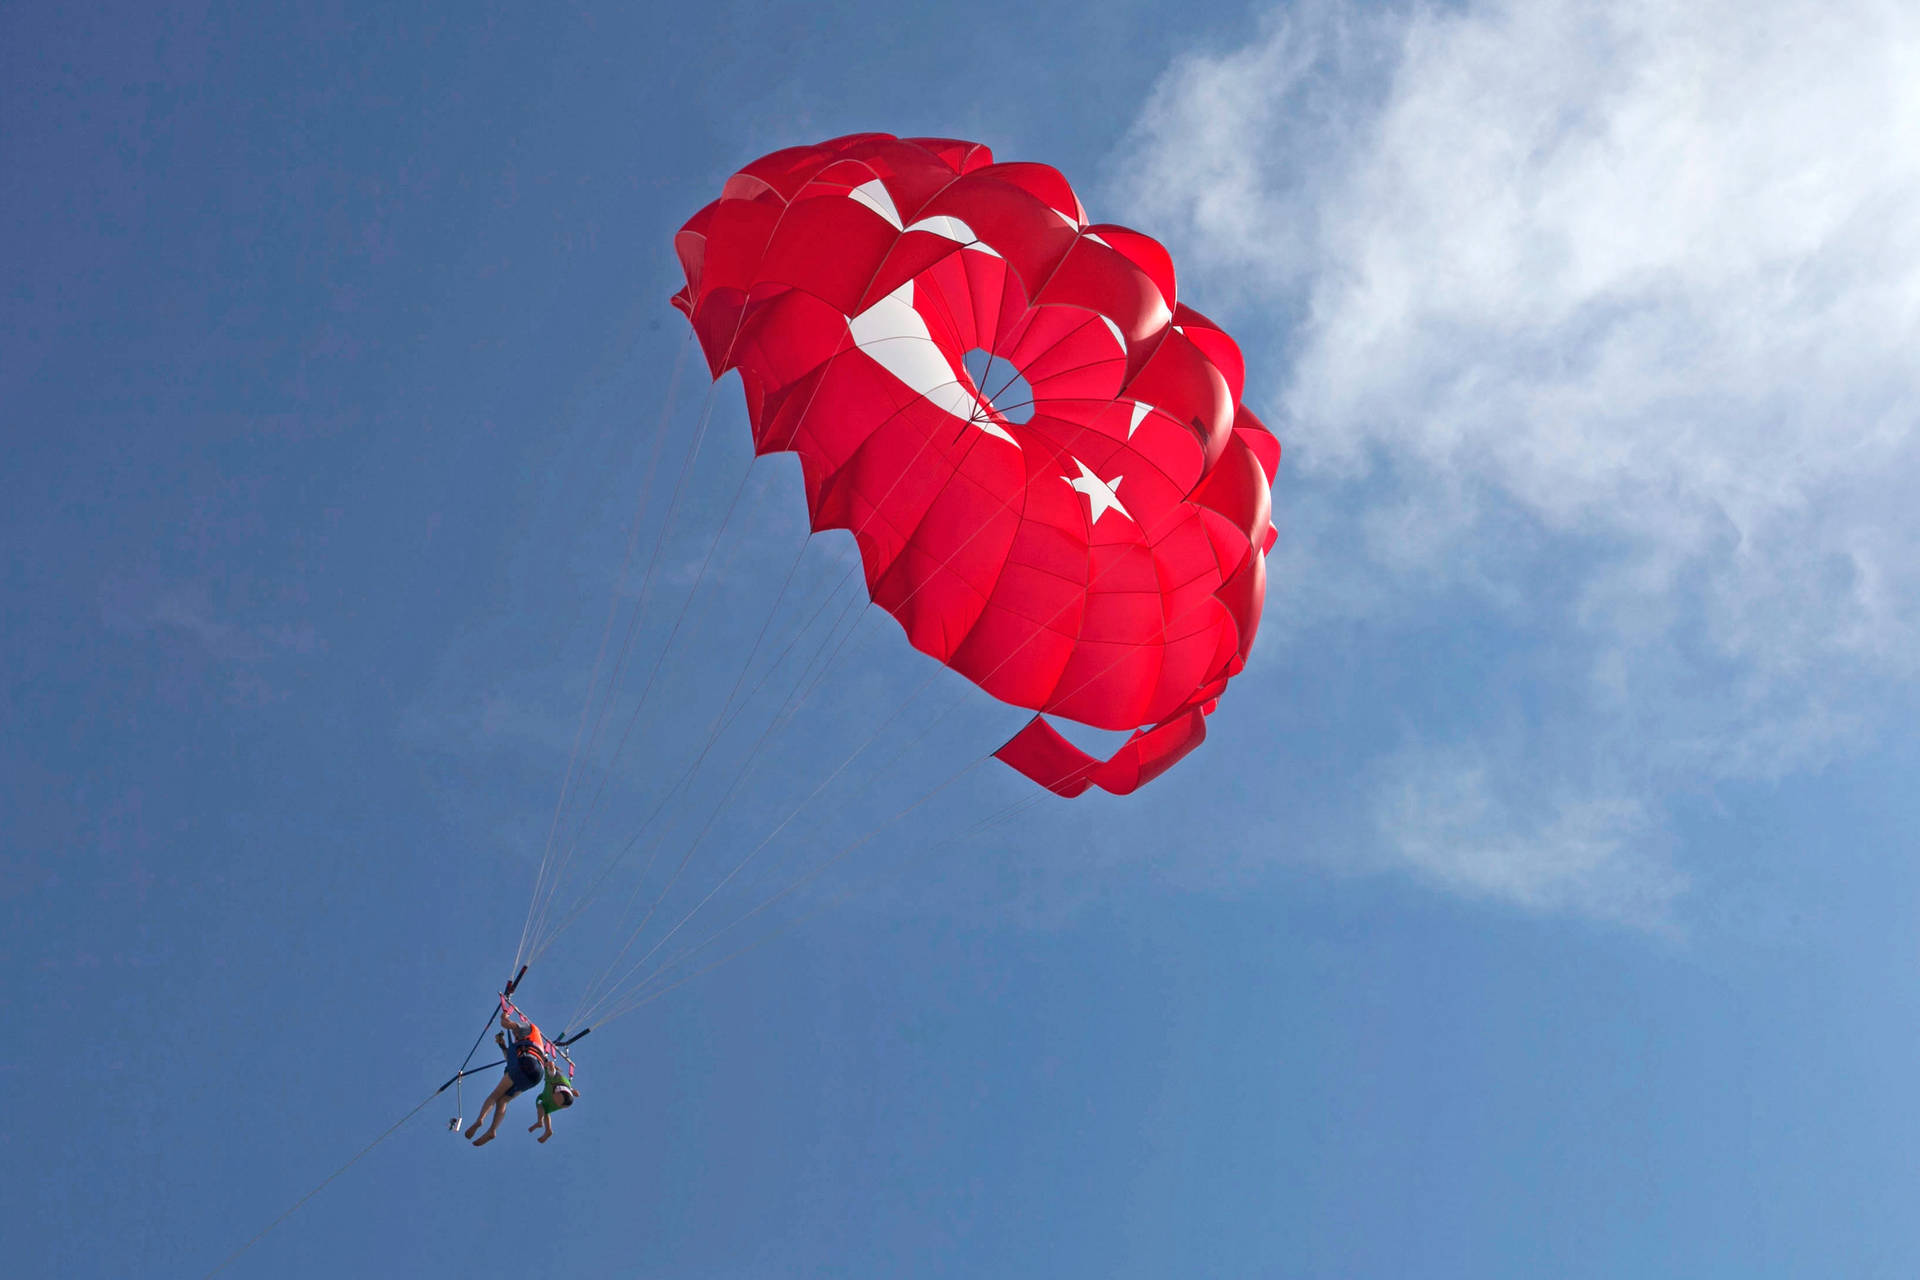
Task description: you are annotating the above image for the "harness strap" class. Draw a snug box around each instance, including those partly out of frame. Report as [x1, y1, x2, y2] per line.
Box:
[437, 965, 532, 1098]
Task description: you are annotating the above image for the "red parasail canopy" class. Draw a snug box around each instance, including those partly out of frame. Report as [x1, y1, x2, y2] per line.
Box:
[672, 134, 1278, 796]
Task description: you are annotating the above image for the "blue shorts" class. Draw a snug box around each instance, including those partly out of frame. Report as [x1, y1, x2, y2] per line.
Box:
[503, 1044, 544, 1099]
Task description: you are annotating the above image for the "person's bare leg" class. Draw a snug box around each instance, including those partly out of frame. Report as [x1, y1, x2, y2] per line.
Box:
[473, 1097, 510, 1146]
[466, 1078, 511, 1141]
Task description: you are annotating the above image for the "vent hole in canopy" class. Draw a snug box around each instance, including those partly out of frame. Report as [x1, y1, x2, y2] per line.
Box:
[961, 348, 1035, 425]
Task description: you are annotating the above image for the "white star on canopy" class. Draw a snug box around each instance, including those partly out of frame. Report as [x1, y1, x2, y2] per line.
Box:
[1062, 456, 1132, 527]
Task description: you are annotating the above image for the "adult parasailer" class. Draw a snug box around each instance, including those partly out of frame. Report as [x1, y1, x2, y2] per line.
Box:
[441, 971, 588, 1148]
[463, 1004, 575, 1147]
[670, 133, 1277, 797]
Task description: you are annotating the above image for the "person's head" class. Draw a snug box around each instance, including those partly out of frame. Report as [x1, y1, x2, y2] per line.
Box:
[551, 1084, 578, 1110]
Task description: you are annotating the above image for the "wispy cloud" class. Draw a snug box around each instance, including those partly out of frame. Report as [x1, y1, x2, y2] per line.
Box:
[99, 573, 321, 705]
[1373, 741, 1684, 928]
[1114, 0, 1920, 924]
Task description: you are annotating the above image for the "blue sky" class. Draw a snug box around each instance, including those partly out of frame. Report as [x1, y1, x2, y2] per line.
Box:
[8, 2, 1920, 1276]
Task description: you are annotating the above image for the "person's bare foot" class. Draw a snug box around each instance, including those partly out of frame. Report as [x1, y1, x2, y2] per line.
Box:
[537, 1132, 550, 1144]
[473, 1130, 498, 1148]
[464, 1120, 483, 1140]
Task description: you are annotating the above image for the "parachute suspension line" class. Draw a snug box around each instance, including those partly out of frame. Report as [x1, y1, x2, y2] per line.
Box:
[563, 570, 880, 1029]
[537, 356, 1022, 989]
[524, 273, 852, 980]
[551, 552, 872, 1015]
[533, 465, 878, 977]
[564, 364, 1048, 1026]
[588, 474, 1251, 1018]
[574, 669, 988, 1019]
[528, 526, 824, 966]
[530, 533, 871, 970]
[584, 566, 1079, 1025]
[604, 780, 1053, 1021]
[534, 191, 896, 954]
[526, 429, 759, 954]
[517, 373, 726, 963]
[589, 741, 1104, 1028]
[525, 308, 879, 960]
[589, 753, 992, 1027]
[563, 624, 866, 1027]
[511, 334, 693, 974]
[567, 428, 1076, 1019]
[568, 403, 1059, 1021]
[598, 693, 1100, 1025]
[541, 550, 861, 1021]
[594, 578, 1119, 1015]
[561, 541, 910, 1024]
[513, 340, 699, 972]
[570, 655, 957, 1027]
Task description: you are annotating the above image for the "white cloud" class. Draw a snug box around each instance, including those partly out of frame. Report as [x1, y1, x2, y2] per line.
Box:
[1115, 0, 1920, 922]
[98, 573, 321, 707]
[1373, 742, 1685, 927]
[100, 576, 320, 663]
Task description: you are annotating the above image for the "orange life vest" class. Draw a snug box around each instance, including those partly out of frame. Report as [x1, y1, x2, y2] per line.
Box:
[513, 1022, 552, 1064]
